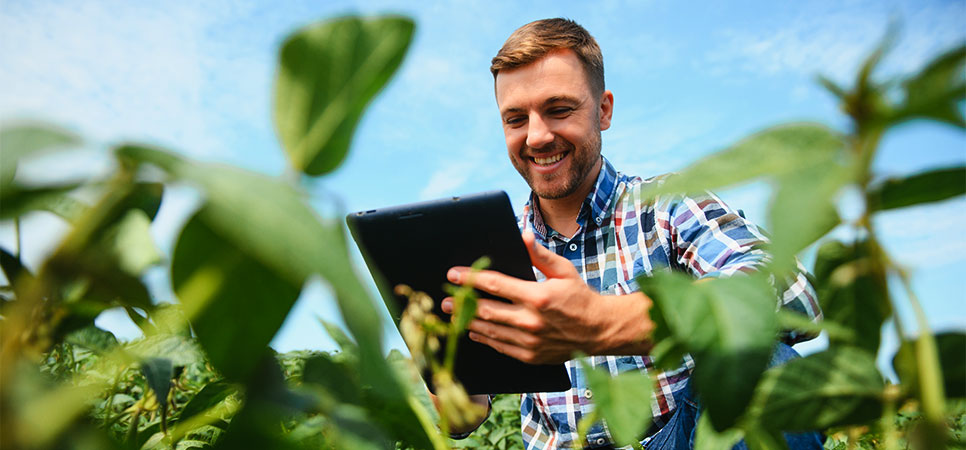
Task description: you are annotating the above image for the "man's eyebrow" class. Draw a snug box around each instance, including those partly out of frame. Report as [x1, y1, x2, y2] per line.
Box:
[544, 95, 581, 106]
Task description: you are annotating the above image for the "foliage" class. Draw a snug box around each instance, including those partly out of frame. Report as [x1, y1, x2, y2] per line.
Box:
[1, 11, 963, 450]
[583, 34, 965, 449]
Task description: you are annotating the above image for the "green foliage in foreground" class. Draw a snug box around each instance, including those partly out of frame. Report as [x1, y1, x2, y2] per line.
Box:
[1, 11, 964, 450]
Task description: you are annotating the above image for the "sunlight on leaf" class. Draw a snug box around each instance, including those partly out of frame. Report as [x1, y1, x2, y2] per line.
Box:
[274, 16, 415, 176]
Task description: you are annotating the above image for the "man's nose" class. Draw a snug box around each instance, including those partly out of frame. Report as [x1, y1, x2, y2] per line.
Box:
[525, 113, 554, 149]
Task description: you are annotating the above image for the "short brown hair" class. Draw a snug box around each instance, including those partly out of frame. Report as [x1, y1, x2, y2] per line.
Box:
[490, 18, 604, 96]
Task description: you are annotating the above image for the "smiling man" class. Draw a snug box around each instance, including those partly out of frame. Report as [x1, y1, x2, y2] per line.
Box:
[439, 18, 823, 449]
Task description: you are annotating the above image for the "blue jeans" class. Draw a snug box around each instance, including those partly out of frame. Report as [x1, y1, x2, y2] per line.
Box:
[642, 343, 824, 450]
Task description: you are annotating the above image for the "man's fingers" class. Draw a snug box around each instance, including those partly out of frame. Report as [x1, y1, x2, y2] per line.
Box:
[448, 267, 534, 305]
[521, 230, 577, 279]
[466, 328, 540, 364]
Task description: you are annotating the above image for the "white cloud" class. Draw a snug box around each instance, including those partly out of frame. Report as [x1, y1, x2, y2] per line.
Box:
[0, 0, 270, 162]
[705, 2, 966, 83]
[874, 197, 966, 269]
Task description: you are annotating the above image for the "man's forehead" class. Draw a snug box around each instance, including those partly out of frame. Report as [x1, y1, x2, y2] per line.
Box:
[494, 49, 591, 108]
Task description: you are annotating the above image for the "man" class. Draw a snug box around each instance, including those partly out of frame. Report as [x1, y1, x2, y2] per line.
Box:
[438, 18, 822, 449]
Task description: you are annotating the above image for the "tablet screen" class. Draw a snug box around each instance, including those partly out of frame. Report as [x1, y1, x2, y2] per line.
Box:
[347, 191, 571, 394]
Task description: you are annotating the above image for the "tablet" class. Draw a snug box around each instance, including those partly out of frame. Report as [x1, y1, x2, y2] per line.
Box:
[346, 191, 571, 395]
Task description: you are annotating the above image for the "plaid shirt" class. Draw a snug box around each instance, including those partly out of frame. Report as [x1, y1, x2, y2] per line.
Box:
[515, 157, 821, 449]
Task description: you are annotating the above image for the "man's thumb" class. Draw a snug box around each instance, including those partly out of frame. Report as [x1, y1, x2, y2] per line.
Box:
[522, 230, 574, 279]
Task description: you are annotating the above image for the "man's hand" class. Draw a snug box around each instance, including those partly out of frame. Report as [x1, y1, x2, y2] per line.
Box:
[441, 231, 654, 364]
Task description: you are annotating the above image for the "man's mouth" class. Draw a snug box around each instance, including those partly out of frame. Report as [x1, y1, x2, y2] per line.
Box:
[531, 152, 567, 166]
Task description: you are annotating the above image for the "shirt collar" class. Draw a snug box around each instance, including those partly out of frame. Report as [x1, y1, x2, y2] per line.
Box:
[525, 156, 619, 237]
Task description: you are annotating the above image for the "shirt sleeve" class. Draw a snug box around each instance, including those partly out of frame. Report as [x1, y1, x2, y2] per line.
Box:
[662, 191, 822, 344]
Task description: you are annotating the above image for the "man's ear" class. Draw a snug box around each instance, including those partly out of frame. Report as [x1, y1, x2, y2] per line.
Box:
[599, 90, 614, 131]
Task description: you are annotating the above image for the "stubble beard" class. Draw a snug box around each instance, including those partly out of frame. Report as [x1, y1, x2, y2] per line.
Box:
[514, 130, 602, 200]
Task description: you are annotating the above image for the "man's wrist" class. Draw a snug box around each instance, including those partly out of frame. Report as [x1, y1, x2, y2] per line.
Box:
[448, 394, 492, 439]
[595, 292, 654, 355]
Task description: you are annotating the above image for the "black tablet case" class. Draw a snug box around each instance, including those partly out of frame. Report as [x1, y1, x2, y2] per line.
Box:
[346, 191, 571, 395]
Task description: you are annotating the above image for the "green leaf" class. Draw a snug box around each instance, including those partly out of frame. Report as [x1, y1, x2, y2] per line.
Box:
[141, 357, 174, 431]
[302, 352, 361, 405]
[742, 425, 789, 450]
[179, 381, 237, 422]
[0, 184, 85, 221]
[767, 161, 847, 271]
[640, 272, 778, 430]
[0, 121, 82, 188]
[694, 413, 743, 450]
[119, 143, 437, 449]
[749, 347, 884, 430]
[318, 317, 357, 352]
[892, 331, 966, 399]
[895, 44, 965, 128]
[126, 334, 206, 367]
[816, 75, 847, 100]
[644, 123, 844, 199]
[274, 16, 415, 176]
[325, 405, 393, 450]
[811, 240, 890, 354]
[867, 166, 966, 212]
[171, 213, 302, 382]
[116, 145, 385, 358]
[579, 359, 653, 447]
[0, 246, 33, 295]
[64, 324, 118, 353]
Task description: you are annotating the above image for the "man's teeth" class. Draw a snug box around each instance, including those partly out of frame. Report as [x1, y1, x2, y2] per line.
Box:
[533, 153, 565, 165]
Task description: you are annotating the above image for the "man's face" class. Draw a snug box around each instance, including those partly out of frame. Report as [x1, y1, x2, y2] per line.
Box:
[495, 49, 613, 201]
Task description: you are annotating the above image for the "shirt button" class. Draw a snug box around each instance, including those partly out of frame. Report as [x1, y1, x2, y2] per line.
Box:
[595, 438, 606, 445]
[583, 389, 593, 399]
[595, 217, 602, 224]
[569, 243, 578, 252]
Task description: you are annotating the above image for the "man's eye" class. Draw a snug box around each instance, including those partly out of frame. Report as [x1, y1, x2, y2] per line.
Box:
[505, 116, 525, 126]
[549, 107, 573, 116]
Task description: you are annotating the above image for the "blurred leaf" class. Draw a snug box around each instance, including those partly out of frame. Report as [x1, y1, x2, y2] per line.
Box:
[319, 317, 357, 352]
[640, 272, 777, 430]
[892, 331, 966, 399]
[180, 381, 237, 422]
[0, 121, 81, 188]
[64, 324, 118, 353]
[776, 311, 855, 343]
[141, 357, 174, 432]
[742, 425, 789, 450]
[695, 413, 743, 450]
[812, 240, 890, 354]
[126, 331, 206, 367]
[117, 144, 437, 447]
[171, 213, 302, 382]
[302, 352, 361, 405]
[1, 246, 33, 295]
[644, 123, 843, 199]
[326, 405, 393, 450]
[116, 145, 385, 356]
[817, 75, 847, 100]
[274, 16, 415, 176]
[579, 360, 653, 447]
[749, 347, 884, 430]
[767, 162, 847, 271]
[0, 184, 85, 220]
[894, 44, 966, 128]
[213, 356, 307, 450]
[867, 166, 966, 212]
[111, 209, 161, 275]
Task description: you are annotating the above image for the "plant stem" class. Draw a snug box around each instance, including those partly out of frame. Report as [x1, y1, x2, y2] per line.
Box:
[896, 268, 947, 437]
[14, 217, 21, 258]
[880, 384, 901, 450]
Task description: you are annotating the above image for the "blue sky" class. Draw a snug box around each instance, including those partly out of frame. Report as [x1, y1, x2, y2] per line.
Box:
[2, 1, 964, 372]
